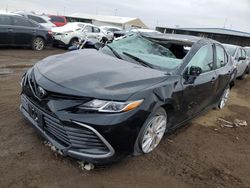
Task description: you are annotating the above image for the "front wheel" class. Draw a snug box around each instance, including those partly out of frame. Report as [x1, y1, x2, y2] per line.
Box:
[32, 37, 45, 51]
[218, 87, 230, 109]
[135, 107, 167, 154]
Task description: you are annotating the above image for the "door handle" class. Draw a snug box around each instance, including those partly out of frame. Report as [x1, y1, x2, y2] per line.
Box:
[210, 77, 216, 84]
[7, 28, 13, 32]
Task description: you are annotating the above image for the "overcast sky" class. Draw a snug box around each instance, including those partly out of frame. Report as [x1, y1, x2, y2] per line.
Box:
[1, 0, 250, 32]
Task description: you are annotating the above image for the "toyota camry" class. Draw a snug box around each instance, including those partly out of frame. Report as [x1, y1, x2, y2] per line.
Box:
[20, 33, 236, 164]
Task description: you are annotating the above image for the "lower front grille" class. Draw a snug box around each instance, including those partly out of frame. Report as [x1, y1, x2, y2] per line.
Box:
[43, 114, 110, 155]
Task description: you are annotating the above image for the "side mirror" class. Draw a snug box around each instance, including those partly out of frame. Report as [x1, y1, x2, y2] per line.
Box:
[238, 56, 246, 61]
[184, 66, 202, 84]
[189, 66, 202, 76]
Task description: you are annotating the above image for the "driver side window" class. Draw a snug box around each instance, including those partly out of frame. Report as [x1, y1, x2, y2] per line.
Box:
[84, 26, 92, 33]
[187, 45, 214, 74]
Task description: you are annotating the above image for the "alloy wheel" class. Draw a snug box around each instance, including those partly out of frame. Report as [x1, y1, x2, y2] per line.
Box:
[141, 115, 167, 153]
[33, 38, 44, 51]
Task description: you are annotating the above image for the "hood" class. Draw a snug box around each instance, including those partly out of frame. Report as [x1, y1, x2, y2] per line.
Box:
[51, 23, 82, 33]
[35, 50, 168, 101]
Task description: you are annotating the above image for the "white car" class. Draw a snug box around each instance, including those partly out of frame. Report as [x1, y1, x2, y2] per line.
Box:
[52, 22, 109, 47]
[114, 28, 161, 39]
[100, 26, 121, 39]
[13, 11, 56, 29]
[223, 44, 249, 79]
[100, 26, 121, 33]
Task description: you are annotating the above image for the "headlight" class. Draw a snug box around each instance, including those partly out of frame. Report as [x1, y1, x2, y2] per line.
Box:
[79, 99, 144, 113]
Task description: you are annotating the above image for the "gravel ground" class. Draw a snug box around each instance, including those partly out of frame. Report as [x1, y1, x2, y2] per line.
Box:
[0, 48, 250, 188]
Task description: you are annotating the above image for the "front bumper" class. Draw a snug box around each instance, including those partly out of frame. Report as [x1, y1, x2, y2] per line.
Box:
[20, 94, 149, 164]
[20, 95, 118, 164]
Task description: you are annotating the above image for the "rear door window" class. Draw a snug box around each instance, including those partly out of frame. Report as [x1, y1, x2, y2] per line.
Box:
[216, 45, 228, 68]
[28, 15, 46, 23]
[0, 15, 12, 25]
[12, 16, 32, 27]
[84, 26, 92, 33]
[93, 27, 100, 33]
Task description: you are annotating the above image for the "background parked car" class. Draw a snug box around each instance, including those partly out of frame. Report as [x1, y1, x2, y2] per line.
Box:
[48, 15, 67, 27]
[223, 44, 249, 79]
[52, 22, 111, 47]
[100, 26, 122, 33]
[244, 46, 250, 69]
[100, 26, 122, 40]
[0, 12, 53, 50]
[13, 11, 56, 29]
[113, 28, 161, 38]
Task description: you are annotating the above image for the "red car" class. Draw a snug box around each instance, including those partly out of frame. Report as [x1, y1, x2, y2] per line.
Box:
[48, 15, 67, 27]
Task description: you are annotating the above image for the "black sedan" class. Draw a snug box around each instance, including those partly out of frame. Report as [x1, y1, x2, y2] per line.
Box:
[0, 13, 53, 50]
[20, 33, 236, 164]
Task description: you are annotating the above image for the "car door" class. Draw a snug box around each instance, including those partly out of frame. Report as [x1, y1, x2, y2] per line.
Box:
[0, 15, 13, 45]
[83, 25, 94, 38]
[11, 16, 36, 46]
[214, 44, 233, 102]
[181, 44, 218, 118]
[92, 26, 103, 40]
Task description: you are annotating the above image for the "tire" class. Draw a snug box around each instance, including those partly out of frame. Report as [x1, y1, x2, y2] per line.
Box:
[68, 38, 79, 47]
[134, 107, 168, 155]
[32, 37, 45, 51]
[218, 87, 230, 109]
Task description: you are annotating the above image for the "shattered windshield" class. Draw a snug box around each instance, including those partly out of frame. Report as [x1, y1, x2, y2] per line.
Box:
[106, 34, 187, 72]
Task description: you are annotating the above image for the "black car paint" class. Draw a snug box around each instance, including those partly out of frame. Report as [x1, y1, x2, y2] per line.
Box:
[20, 34, 236, 164]
[0, 14, 52, 48]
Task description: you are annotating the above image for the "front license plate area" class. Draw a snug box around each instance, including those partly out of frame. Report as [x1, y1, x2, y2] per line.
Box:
[28, 104, 39, 121]
[27, 103, 43, 129]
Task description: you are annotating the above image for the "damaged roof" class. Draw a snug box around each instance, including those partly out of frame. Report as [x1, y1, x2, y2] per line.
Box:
[142, 33, 211, 44]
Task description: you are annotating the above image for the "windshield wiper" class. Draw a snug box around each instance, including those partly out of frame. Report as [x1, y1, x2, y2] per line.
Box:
[122, 52, 153, 68]
[106, 44, 123, 59]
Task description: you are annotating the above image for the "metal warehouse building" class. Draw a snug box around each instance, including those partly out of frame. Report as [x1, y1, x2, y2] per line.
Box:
[156, 27, 250, 46]
[66, 13, 148, 29]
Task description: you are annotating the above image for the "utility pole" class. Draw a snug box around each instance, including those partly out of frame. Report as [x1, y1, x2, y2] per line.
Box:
[114, 8, 118, 16]
[223, 18, 228, 29]
[6, 3, 8, 12]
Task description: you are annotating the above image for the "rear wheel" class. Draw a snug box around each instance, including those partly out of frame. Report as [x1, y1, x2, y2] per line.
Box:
[134, 107, 167, 154]
[32, 37, 45, 51]
[218, 87, 230, 109]
[69, 38, 79, 47]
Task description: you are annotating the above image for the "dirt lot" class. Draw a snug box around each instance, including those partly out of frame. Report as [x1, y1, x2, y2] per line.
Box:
[0, 48, 250, 188]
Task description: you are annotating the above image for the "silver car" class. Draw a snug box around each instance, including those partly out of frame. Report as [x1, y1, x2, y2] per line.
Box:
[244, 47, 250, 69]
[223, 44, 249, 79]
